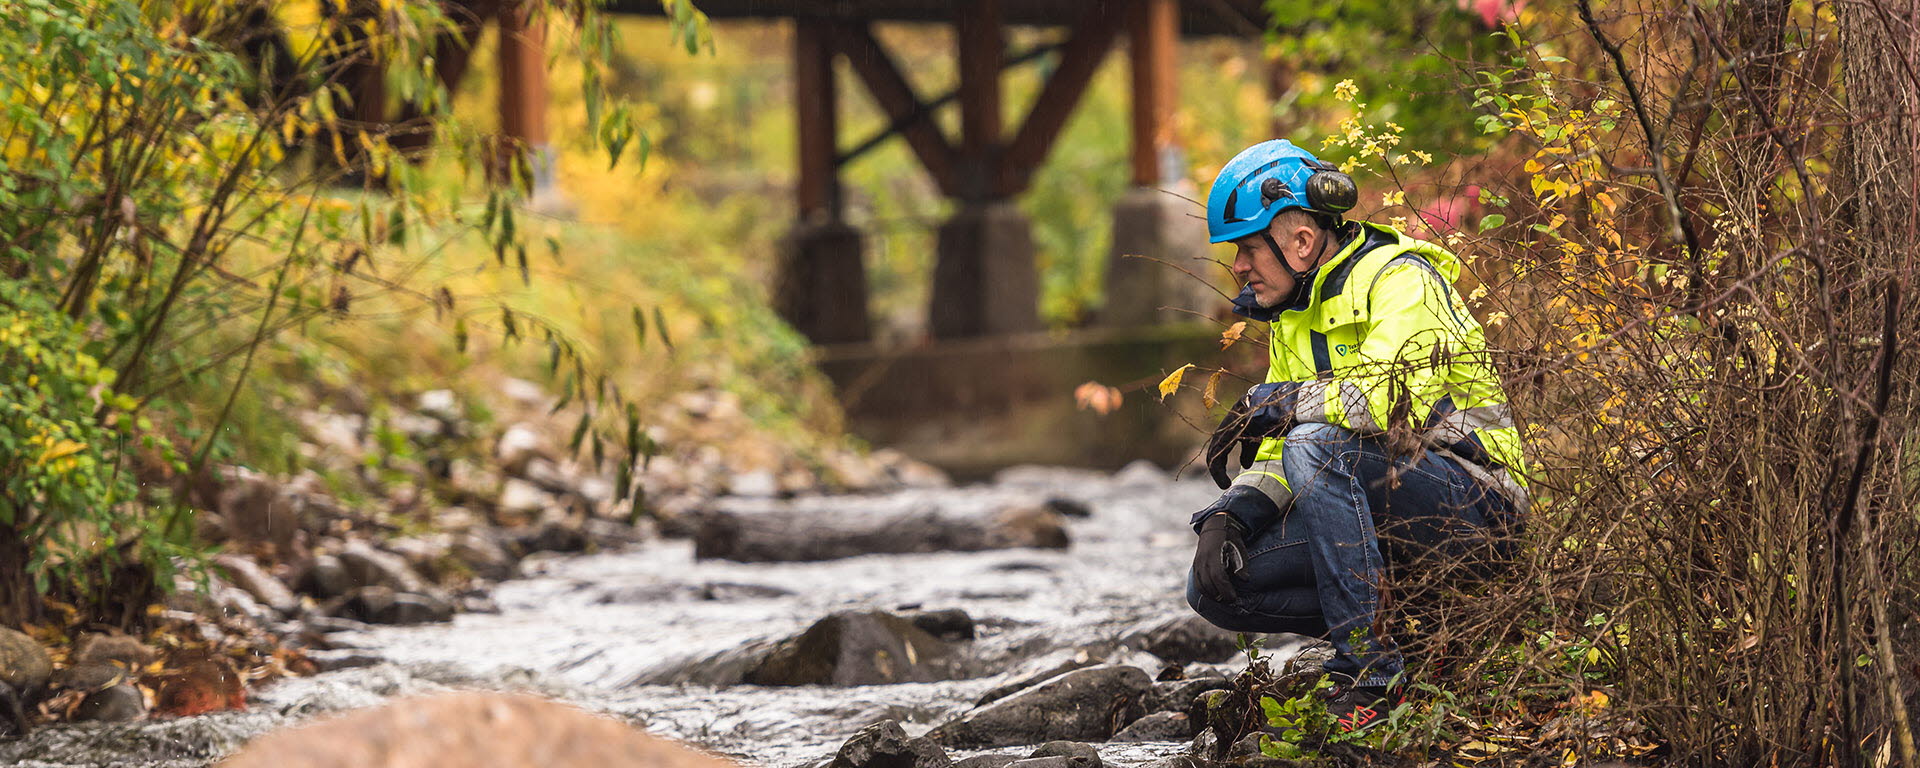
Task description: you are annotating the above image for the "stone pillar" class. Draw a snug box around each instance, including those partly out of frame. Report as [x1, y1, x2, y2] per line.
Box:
[931, 201, 1039, 338]
[1101, 188, 1214, 326]
[774, 219, 870, 345]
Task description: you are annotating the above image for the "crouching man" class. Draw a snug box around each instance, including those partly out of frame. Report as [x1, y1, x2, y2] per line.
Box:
[1187, 140, 1529, 731]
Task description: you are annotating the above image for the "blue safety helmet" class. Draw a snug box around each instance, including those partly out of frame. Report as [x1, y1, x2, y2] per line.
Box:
[1205, 139, 1358, 244]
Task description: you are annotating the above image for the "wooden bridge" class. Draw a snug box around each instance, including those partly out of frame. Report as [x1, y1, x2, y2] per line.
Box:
[479, 0, 1273, 344]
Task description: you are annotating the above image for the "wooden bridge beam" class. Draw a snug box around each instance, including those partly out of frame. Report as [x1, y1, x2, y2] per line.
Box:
[1129, 0, 1179, 187]
[833, 22, 959, 197]
[793, 17, 841, 219]
[997, 0, 1130, 196]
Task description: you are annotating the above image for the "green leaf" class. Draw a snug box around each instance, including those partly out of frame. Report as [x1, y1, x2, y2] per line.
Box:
[1479, 214, 1506, 232]
[654, 306, 673, 350]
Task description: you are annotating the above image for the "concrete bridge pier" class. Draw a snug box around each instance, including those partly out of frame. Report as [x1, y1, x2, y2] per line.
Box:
[931, 201, 1040, 338]
[1100, 0, 1215, 327]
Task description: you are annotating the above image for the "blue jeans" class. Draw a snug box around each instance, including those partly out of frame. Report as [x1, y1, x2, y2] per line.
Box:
[1186, 422, 1520, 687]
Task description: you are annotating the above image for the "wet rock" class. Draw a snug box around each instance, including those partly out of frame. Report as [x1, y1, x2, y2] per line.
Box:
[828, 719, 951, 768]
[302, 615, 374, 635]
[952, 756, 1020, 768]
[458, 592, 501, 614]
[214, 554, 300, 615]
[745, 611, 962, 687]
[906, 608, 975, 641]
[334, 586, 453, 625]
[1226, 733, 1265, 761]
[1149, 676, 1231, 714]
[1110, 712, 1195, 743]
[975, 649, 1104, 706]
[222, 692, 731, 768]
[1028, 741, 1102, 768]
[496, 424, 549, 477]
[1140, 757, 1205, 768]
[294, 554, 354, 599]
[73, 633, 156, 668]
[383, 537, 453, 581]
[55, 661, 128, 694]
[583, 518, 644, 550]
[1043, 497, 1093, 518]
[498, 479, 556, 520]
[1006, 758, 1076, 768]
[1113, 460, 1167, 486]
[988, 505, 1070, 549]
[728, 469, 781, 498]
[304, 649, 386, 672]
[337, 543, 428, 593]
[701, 582, 794, 601]
[71, 684, 145, 723]
[875, 448, 951, 488]
[692, 505, 1067, 563]
[1119, 615, 1243, 664]
[1187, 728, 1219, 759]
[509, 520, 591, 555]
[523, 458, 582, 496]
[931, 665, 1151, 748]
[450, 531, 519, 581]
[0, 627, 51, 736]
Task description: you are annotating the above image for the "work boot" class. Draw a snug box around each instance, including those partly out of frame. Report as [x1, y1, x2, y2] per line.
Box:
[1319, 675, 1403, 733]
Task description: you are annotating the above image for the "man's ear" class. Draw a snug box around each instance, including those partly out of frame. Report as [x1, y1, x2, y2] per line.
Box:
[1286, 222, 1318, 268]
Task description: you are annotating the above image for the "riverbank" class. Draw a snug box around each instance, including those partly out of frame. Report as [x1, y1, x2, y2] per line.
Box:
[3, 463, 1301, 768]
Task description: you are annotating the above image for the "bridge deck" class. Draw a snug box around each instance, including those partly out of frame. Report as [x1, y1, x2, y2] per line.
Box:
[605, 0, 1267, 36]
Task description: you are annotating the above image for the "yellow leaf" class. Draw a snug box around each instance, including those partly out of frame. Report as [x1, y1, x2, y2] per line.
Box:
[1203, 370, 1224, 409]
[37, 440, 86, 465]
[1219, 322, 1246, 350]
[1157, 364, 1194, 401]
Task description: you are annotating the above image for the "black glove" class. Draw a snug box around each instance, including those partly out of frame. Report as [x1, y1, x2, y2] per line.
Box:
[1193, 513, 1251, 604]
[1206, 382, 1300, 488]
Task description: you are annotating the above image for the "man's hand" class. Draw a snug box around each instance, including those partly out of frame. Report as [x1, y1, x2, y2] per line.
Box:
[1206, 382, 1300, 488]
[1193, 513, 1251, 604]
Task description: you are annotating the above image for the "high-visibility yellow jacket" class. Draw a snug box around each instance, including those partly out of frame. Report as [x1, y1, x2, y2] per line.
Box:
[1228, 221, 1529, 518]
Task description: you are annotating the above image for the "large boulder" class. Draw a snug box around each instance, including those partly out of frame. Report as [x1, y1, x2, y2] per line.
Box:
[745, 611, 962, 686]
[1117, 615, 1243, 665]
[1108, 712, 1195, 743]
[930, 666, 1151, 748]
[975, 650, 1104, 707]
[333, 586, 453, 625]
[220, 692, 738, 768]
[828, 720, 951, 768]
[641, 611, 964, 687]
[690, 504, 1067, 563]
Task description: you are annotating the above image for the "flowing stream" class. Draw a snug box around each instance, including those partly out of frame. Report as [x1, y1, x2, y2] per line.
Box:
[3, 464, 1302, 768]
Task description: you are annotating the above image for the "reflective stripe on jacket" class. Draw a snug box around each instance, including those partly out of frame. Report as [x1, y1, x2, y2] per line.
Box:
[1231, 221, 1529, 519]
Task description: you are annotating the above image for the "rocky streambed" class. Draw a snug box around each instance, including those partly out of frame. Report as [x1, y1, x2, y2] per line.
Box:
[2, 463, 1319, 768]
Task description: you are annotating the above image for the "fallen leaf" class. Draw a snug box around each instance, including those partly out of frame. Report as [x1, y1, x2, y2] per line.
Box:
[1157, 364, 1194, 401]
[1073, 382, 1124, 415]
[1219, 321, 1247, 349]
